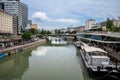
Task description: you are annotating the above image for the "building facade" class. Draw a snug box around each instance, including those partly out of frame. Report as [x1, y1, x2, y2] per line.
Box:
[27, 20, 32, 25]
[0, 0, 28, 35]
[59, 28, 67, 33]
[85, 19, 95, 30]
[30, 24, 38, 30]
[113, 17, 120, 27]
[73, 26, 85, 32]
[0, 10, 13, 34]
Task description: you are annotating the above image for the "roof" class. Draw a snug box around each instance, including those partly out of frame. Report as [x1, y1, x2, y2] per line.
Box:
[82, 46, 107, 53]
[91, 56, 109, 58]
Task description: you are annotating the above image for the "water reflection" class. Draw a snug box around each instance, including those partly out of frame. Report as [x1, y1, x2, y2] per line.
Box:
[76, 48, 94, 80]
[0, 53, 30, 80]
[25, 46, 84, 80]
[0, 45, 93, 80]
[33, 46, 48, 56]
[49, 37, 67, 45]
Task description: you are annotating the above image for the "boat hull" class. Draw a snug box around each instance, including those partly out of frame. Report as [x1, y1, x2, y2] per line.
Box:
[0, 53, 7, 58]
[79, 49, 120, 80]
[74, 42, 81, 49]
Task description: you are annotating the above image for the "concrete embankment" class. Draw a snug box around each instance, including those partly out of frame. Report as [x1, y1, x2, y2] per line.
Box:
[0, 39, 46, 56]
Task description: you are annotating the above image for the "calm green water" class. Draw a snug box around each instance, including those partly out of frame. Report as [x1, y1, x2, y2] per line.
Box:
[0, 45, 93, 80]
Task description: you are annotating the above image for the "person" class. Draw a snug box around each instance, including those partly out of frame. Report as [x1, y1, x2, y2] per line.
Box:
[97, 65, 101, 71]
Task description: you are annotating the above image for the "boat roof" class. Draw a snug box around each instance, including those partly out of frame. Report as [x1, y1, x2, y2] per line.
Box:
[82, 46, 107, 53]
[75, 41, 81, 43]
[91, 56, 109, 58]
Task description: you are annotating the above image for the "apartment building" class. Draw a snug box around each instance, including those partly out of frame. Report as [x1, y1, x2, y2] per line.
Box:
[85, 19, 95, 30]
[0, 9, 13, 34]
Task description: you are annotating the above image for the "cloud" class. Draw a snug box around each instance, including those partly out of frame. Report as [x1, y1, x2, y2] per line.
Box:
[55, 18, 79, 24]
[22, 0, 120, 29]
[32, 12, 49, 21]
[32, 11, 79, 24]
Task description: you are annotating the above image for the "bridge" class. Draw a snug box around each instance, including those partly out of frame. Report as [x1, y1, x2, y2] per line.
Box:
[47, 34, 76, 37]
[40, 31, 120, 38]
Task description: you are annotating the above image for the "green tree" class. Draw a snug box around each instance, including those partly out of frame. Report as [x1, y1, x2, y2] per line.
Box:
[41, 29, 47, 34]
[113, 27, 120, 32]
[106, 18, 113, 31]
[46, 30, 52, 34]
[22, 32, 32, 40]
[40, 29, 52, 35]
[29, 28, 38, 35]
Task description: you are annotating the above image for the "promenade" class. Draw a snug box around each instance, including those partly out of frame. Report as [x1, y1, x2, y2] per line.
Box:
[0, 39, 46, 53]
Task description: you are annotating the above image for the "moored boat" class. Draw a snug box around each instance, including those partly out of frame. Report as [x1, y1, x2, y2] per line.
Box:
[0, 53, 7, 58]
[74, 41, 81, 48]
[79, 41, 120, 79]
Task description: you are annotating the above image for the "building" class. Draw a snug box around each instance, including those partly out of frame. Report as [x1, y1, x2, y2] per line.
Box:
[27, 20, 32, 25]
[0, 9, 13, 35]
[0, 0, 28, 35]
[30, 24, 38, 30]
[85, 19, 95, 30]
[73, 26, 85, 32]
[113, 17, 120, 27]
[59, 28, 67, 33]
[67, 27, 74, 32]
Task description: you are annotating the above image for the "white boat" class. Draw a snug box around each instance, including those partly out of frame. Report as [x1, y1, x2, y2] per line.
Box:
[79, 41, 120, 79]
[74, 41, 82, 48]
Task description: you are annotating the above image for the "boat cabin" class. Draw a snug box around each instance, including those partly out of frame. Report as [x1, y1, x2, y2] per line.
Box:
[82, 46, 110, 67]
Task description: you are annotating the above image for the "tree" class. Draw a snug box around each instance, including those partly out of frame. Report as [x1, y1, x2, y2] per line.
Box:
[46, 30, 52, 34]
[106, 18, 113, 31]
[29, 28, 38, 35]
[40, 29, 52, 35]
[22, 32, 32, 40]
[41, 29, 47, 34]
[113, 26, 120, 32]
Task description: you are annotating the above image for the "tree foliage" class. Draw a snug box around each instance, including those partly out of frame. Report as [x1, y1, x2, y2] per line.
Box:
[106, 18, 120, 32]
[22, 32, 32, 40]
[40, 29, 52, 35]
[29, 28, 38, 35]
[106, 18, 114, 31]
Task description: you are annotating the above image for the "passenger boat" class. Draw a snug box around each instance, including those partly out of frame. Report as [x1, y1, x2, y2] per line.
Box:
[79, 42, 120, 80]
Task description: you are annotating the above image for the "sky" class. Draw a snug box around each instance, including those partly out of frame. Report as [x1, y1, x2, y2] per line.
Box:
[21, 0, 120, 30]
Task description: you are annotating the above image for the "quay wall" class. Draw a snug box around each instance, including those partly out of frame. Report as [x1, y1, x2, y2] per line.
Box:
[0, 39, 46, 56]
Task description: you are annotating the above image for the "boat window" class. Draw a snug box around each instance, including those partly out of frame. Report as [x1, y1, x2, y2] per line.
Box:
[80, 43, 84, 46]
[89, 51, 106, 56]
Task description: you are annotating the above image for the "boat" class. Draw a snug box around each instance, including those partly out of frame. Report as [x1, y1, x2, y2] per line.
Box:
[0, 53, 7, 58]
[74, 41, 81, 48]
[79, 41, 120, 80]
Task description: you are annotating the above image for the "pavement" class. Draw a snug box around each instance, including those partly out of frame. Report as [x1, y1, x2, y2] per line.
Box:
[0, 39, 45, 53]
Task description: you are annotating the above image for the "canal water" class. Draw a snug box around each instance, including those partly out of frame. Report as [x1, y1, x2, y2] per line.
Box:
[0, 45, 93, 80]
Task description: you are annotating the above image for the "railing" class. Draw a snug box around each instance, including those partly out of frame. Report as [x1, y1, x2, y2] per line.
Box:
[77, 31, 120, 37]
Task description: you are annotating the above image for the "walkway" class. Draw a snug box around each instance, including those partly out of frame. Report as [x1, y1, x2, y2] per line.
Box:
[0, 39, 45, 53]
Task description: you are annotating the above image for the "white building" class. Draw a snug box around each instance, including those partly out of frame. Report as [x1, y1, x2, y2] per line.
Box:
[85, 19, 95, 30]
